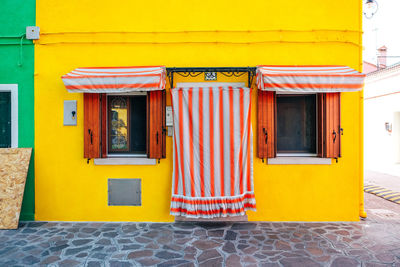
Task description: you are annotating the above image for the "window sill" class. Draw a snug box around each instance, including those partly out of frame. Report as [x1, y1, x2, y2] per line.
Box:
[267, 157, 332, 165]
[94, 158, 156, 165]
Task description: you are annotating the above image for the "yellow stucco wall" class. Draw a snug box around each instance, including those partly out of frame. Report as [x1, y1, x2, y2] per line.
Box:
[35, 0, 364, 221]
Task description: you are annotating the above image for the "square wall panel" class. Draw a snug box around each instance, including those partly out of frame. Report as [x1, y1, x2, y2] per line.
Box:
[108, 179, 141, 206]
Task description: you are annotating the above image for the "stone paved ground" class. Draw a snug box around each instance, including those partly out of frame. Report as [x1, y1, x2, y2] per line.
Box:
[1, 193, 400, 267]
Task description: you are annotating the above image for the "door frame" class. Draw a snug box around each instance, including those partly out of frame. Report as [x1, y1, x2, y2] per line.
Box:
[0, 84, 18, 148]
[174, 82, 248, 222]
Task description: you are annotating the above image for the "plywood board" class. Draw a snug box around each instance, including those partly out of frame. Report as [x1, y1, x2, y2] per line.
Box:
[0, 148, 32, 229]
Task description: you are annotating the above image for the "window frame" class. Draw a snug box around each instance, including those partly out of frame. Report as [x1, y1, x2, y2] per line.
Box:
[257, 90, 341, 163]
[82, 90, 165, 161]
[105, 92, 148, 158]
[275, 92, 318, 157]
[0, 84, 18, 148]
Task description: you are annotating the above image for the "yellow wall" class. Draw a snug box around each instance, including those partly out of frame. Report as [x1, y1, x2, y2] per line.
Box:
[35, 0, 363, 221]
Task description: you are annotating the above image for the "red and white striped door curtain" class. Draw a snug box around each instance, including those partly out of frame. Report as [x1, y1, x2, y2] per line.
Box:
[170, 86, 256, 218]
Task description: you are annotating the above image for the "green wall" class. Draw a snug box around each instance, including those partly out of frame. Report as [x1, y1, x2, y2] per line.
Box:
[0, 0, 35, 220]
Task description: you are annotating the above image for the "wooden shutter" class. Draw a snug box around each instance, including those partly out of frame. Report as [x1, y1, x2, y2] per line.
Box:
[318, 93, 341, 158]
[83, 93, 101, 159]
[257, 90, 276, 159]
[147, 90, 166, 159]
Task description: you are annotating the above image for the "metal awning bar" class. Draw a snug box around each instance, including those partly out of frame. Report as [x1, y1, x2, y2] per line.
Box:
[166, 67, 257, 88]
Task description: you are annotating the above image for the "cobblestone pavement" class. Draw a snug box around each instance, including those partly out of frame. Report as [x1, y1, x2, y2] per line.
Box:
[1, 194, 400, 267]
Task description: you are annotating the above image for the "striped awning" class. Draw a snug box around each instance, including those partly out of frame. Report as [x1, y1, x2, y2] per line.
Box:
[256, 65, 365, 93]
[62, 66, 166, 93]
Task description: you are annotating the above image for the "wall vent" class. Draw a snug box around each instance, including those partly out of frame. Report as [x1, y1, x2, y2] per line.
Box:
[108, 179, 141, 206]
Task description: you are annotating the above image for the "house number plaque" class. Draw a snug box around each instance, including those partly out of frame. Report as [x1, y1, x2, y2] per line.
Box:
[205, 72, 217, 81]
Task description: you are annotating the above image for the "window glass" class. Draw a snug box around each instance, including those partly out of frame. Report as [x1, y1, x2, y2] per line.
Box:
[0, 92, 11, 148]
[130, 96, 147, 153]
[277, 94, 316, 153]
[108, 95, 147, 154]
[109, 96, 129, 151]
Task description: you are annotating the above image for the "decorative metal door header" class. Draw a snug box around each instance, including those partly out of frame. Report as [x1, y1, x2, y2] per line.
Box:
[166, 67, 257, 88]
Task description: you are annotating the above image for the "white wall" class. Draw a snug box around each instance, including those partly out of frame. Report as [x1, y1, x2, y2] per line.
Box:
[364, 68, 400, 174]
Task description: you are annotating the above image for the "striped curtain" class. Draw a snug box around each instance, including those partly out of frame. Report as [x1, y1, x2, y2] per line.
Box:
[170, 87, 256, 218]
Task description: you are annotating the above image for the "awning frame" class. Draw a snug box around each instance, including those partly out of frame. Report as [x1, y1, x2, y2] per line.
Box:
[62, 65, 364, 93]
[166, 67, 256, 88]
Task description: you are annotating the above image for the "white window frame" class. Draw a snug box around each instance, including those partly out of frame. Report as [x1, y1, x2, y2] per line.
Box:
[0, 84, 18, 148]
[94, 92, 156, 165]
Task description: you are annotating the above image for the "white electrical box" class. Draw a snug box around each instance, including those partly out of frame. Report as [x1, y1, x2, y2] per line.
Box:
[26, 26, 40, 40]
[167, 127, 173, 137]
[64, 100, 77, 126]
[166, 106, 173, 126]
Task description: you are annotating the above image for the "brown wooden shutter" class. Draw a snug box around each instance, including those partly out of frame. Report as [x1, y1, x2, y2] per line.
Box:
[83, 93, 101, 159]
[318, 93, 341, 158]
[257, 90, 276, 159]
[147, 90, 166, 159]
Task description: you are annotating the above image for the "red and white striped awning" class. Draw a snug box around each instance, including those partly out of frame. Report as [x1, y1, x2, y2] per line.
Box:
[62, 66, 166, 93]
[256, 65, 365, 93]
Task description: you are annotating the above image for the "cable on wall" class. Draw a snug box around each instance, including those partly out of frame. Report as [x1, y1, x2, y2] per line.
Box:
[0, 34, 29, 67]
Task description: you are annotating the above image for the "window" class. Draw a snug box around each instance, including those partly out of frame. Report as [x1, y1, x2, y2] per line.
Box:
[276, 94, 316, 154]
[0, 92, 11, 148]
[0, 84, 18, 148]
[108, 95, 147, 155]
[257, 91, 341, 160]
[83, 91, 166, 160]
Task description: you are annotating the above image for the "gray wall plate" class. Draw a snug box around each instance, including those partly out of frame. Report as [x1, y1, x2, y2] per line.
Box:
[108, 179, 141, 206]
[64, 100, 77, 126]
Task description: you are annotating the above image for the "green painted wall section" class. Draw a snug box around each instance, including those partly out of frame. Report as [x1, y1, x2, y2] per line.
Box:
[0, 0, 35, 220]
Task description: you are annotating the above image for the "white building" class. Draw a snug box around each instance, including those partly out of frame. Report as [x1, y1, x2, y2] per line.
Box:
[364, 60, 400, 176]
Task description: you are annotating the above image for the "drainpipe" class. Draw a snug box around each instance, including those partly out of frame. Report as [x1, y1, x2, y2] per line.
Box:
[359, 89, 367, 219]
[359, 0, 367, 219]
